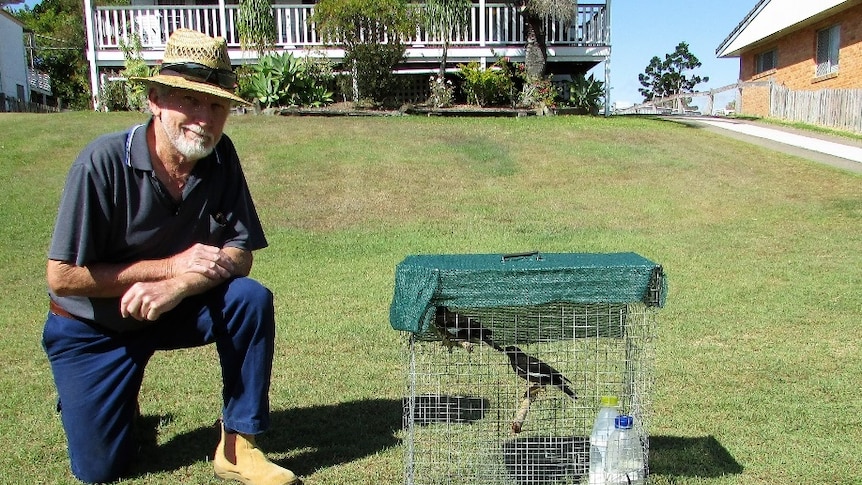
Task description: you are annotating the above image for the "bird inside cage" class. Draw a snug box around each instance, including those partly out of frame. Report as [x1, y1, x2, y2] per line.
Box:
[433, 306, 502, 352]
[503, 345, 577, 433]
[503, 346, 577, 400]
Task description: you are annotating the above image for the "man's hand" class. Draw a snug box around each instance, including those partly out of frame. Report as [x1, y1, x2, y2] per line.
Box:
[48, 243, 252, 321]
[169, 243, 236, 280]
[120, 279, 187, 321]
[120, 245, 251, 321]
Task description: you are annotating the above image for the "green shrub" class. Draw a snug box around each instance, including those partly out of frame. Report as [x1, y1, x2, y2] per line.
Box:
[345, 43, 407, 107]
[99, 76, 129, 112]
[564, 73, 605, 115]
[301, 52, 337, 107]
[115, 35, 154, 111]
[427, 75, 454, 108]
[457, 61, 514, 107]
[517, 76, 558, 111]
[241, 52, 334, 108]
[489, 58, 557, 111]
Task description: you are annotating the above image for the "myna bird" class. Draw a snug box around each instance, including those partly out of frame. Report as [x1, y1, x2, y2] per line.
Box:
[503, 346, 577, 399]
[434, 307, 502, 352]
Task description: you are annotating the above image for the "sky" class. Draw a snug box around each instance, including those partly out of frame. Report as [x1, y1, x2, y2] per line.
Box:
[590, 0, 759, 110]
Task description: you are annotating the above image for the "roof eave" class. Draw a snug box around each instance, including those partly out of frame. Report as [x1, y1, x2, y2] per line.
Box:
[717, 0, 860, 58]
[716, 0, 770, 58]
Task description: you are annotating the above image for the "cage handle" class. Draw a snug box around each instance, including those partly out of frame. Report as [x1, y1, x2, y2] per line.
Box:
[501, 250, 542, 262]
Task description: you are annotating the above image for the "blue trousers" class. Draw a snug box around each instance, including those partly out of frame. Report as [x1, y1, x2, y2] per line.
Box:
[42, 277, 276, 484]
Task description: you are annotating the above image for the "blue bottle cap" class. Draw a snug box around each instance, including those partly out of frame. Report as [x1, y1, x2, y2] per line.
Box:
[614, 415, 633, 429]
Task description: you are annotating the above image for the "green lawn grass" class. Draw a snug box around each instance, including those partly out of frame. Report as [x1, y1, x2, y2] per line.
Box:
[0, 112, 859, 484]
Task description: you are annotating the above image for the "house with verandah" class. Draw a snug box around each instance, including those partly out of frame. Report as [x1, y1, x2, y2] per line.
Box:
[82, 0, 611, 109]
[716, 0, 862, 118]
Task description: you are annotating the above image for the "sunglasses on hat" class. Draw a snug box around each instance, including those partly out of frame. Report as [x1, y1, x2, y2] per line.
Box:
[160, 62, 237, 90]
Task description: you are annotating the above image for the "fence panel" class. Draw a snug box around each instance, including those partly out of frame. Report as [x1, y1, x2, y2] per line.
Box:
[770, 84, 862, 134]
[0, 93, 60, 113]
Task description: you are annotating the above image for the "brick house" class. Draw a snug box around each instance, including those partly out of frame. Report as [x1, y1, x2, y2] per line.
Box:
[716, 0, 862, 117]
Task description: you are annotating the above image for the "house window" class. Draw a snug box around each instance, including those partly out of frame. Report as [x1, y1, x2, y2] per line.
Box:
[755, 49, 776, 74]
[816, 24, 840, 77]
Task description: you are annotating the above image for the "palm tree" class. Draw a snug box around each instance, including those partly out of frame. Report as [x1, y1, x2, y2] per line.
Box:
[423, 0, 472, 80]
[517, 0, 577, 79]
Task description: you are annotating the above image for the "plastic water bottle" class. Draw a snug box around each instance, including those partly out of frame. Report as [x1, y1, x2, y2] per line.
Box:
[605, 415, 644, 485]
[588, 396, 620, 485]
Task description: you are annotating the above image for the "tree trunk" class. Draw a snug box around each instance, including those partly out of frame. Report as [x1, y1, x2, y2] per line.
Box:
[439, 40, 449, 79]
[351, 58, 360, 101]
[524, 13, 547, 79]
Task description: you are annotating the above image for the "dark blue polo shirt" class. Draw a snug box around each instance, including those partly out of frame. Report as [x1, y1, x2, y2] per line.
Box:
[48, 118, 268, 331]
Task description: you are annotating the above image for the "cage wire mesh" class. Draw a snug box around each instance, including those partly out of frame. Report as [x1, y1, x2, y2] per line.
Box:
[401, 302, 657, 485]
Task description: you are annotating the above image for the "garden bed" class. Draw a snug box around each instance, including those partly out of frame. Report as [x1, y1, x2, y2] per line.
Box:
[259, 102, 592, 118]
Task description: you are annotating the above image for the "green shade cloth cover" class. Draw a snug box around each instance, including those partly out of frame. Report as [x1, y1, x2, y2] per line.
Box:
[389, 252, 666, 334]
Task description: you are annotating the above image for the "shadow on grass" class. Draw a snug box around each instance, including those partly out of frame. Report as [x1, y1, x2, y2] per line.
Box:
[130, 411, 740, 480]
[131, 398, 402, 478]
[650, 435, 743, 478]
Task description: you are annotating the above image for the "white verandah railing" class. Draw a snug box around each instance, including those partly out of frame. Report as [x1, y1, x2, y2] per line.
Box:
[91, 3, 609, 51]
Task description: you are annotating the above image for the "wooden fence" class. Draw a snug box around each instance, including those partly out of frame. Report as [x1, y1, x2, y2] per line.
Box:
[614, 82, 752, 116]
[617, 82, 862, 134]
[769, 84, 862, 134]
[0, 94, 60, 113]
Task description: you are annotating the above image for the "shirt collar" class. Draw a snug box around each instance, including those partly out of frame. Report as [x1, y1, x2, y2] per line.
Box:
[125, 119, 152, 171]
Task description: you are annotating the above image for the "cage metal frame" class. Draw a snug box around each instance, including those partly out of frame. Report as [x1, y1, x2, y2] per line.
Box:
[402, 302, 656, 485]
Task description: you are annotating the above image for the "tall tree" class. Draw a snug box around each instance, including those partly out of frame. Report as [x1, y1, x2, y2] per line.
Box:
[237, 0, 277, 56]
[516, 0, 576, 79]
[13, 0, 92, 109]
[423, 0, 472, 80]
[638, 41, 709, 104]
[313, 0, 413, 104]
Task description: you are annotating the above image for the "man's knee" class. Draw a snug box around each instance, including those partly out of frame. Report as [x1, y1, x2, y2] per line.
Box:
[225, 277, 274, 316]
[237, 277, 273, 304]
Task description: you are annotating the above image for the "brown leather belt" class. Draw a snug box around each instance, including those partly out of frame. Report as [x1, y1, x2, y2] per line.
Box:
[49, 299, 116, 334]
[49, 299, 79, 320]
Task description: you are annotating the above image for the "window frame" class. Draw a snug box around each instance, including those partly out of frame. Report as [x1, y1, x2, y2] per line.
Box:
[815, 24, 840, 77]
[755, 49, 777, 74]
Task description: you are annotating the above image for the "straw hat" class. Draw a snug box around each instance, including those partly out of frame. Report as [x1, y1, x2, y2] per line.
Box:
[131, 29, 251, 106]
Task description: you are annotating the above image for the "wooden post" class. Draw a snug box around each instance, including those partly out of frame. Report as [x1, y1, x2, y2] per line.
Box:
[83, 0, 100, 110]
[218, 0, 227, 40]
[511, 384, 542, 433]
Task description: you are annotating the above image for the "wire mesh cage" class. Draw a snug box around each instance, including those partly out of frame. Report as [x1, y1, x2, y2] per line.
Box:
[390, 252, 666, 485]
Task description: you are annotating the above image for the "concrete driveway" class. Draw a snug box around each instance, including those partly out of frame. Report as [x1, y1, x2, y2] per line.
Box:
[663, 116, 862, 175]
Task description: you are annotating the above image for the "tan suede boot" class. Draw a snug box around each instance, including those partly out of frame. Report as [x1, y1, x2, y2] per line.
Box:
[213, 423, 301, 485]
